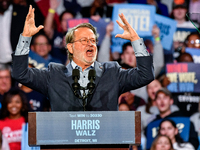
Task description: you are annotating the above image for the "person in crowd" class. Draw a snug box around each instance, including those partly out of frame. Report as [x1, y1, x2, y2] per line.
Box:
[184, 32, 200, 49]
[44, 0, 75, 64]
[0, 88, 28, 150]
[177, 52, 193, 62]
[0, 64, 12, 110]
[118, 91, 146, 111]
[80, 0, 108, 18]
[150, 134, 174, 150]
[145, 88, 199, 149]
[12, 5, 154, 111]
[0, 0, 27, 64]
[118, 101, 130, 111]
[97, 21, 114, 62]
[137, 80, 179, 130]
[159, 119, 195, 150]
[170, 0, 199, 29]
[175, 32, 200, 58]
[31, 33, 62, 63]
[0, 0, 43, 64]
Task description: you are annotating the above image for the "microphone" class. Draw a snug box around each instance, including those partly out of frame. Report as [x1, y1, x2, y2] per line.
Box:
[72, 69, 80, 91]
[87, 69, 96, 93]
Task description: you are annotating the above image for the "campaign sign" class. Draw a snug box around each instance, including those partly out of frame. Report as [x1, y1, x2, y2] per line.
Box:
[146, 117, 190, 149]
[155, 14, 177, 51]
[185, 47, 200, 63]
[67, 18, 110, 46]
[29, 50, 49, 69]
[111, 4, 155, 53]
[166, 63, 200, 93]
[112, 4, 155, 36]
[173, 28, 197, 42]
[35, 111, 136, 145]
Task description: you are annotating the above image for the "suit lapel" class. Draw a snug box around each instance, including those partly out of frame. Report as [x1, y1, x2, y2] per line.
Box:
[64, 63, 74, 89]
[94, 61, 104, 86]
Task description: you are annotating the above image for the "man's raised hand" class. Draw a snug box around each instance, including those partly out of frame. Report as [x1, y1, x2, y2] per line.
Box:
[115, 13, 140, 42]
[22, 5, 44, 37]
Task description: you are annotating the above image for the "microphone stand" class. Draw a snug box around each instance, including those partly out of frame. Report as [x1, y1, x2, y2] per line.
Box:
[72, 69, 96, 111]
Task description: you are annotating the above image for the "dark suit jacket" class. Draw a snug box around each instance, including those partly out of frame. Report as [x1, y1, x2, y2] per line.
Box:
[12, 54, 154, 111]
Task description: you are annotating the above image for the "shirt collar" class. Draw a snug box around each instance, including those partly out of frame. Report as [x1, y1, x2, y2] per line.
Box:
[71, 60, 94, 71]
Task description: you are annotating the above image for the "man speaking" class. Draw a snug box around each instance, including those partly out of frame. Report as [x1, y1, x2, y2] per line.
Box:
[12, 5, 154, 111]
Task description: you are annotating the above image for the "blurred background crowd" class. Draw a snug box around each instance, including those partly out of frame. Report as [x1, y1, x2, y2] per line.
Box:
[0, 0, 200, 150]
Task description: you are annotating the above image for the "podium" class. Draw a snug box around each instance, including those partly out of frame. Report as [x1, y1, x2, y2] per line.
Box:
[28, 111, 141, 150]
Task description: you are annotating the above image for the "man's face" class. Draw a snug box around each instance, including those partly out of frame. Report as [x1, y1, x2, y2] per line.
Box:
[147, 80, 162, 100]
[68, 27, 97, 67]
[61, 13, 74, 32]
[121, 46, 136, 68]
[160, 121, 178, 142]
[31, 35, 51, 59]
[173, 7, 187, 20]
[155, 92, 173, 114]
[155, 136, 172, 150]
[0, 0, 11, 13]
[0, 70, 11, 95]
[187, 34, 200, 49]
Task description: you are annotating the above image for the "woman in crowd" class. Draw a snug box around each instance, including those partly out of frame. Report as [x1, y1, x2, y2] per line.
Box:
[159, 119, 195, 150]
[150, 134, 174, 150]
[0, 88, 28, 150]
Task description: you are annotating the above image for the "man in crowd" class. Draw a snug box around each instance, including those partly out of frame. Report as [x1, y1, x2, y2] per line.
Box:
[31, 33, 61, 63]
[145, 88, 199, 149]
[12, 5, 154, 111]
[0, 64, 12, 116]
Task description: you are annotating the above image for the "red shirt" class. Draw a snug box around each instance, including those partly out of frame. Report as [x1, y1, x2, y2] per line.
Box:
[0, 117, 25, 150]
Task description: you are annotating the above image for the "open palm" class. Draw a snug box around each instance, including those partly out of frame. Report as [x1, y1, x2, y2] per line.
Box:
[22, 5, 44, 37]
[115, 13, 140, 42]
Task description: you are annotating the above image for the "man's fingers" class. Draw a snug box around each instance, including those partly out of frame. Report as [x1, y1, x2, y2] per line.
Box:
[38, 25, 44, 31]
[119, 13, 131, 28]
[116, 20, 124, 29]
[115, 34, 122, 38]
[32, 8, 35, 19]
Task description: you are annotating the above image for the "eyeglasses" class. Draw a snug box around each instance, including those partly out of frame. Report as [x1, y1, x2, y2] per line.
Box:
[71, 37, 98, 45]
[186, 39, 200, 45]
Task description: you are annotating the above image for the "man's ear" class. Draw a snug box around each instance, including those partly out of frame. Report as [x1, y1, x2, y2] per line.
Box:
[67, 43, 73, 54]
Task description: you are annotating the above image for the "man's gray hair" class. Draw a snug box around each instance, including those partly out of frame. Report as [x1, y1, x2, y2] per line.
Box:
[65, 23, 98, 60]
[0, 63, 11, 72]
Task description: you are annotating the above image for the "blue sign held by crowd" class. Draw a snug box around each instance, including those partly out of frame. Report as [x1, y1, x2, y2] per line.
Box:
[146, 117, 190, 149]
[155, 14, 177, 51]
[185, 47, 200, 63]
[111, 4, 155, 53]
[112, 4, 156, 36]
